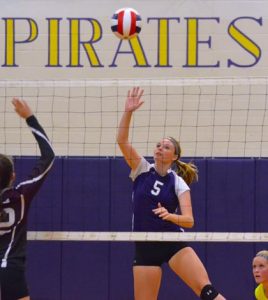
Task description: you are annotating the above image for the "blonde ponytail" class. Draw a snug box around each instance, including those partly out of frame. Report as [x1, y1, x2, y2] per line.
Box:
[174, 160, 198, 185]
[167, 137, 198, 185]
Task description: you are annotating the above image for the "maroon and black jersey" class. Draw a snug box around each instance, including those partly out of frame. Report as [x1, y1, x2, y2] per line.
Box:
[0, 115, 55, 270]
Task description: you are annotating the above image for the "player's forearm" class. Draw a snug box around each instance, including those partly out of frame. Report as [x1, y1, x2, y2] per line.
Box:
[167, 213, 194, 228]
[117, 111, 132, 144]
[26, 115, 55, 167]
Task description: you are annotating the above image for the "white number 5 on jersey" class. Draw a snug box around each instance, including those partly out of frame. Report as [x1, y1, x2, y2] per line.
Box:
[151, 180, 164, 196]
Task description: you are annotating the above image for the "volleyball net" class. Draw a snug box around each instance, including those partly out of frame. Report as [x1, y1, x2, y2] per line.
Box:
[1, 77, 268, 243]
[1, 77, 268, 158]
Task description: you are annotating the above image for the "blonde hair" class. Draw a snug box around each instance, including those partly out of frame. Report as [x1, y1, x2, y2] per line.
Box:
[256, 250, 268, 261]
[167, 137, 198, 185]
[174, 160, 198, 185]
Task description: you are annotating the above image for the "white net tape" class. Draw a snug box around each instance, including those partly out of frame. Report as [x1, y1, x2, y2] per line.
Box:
[1, 77, 267, 88]
[27, 231, 268, 242]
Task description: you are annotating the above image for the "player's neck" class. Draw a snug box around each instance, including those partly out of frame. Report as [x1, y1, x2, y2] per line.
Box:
[154, 163, 169, 176]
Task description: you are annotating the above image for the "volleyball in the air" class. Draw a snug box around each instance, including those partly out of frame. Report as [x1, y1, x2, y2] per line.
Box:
[111, 7, 142, 40]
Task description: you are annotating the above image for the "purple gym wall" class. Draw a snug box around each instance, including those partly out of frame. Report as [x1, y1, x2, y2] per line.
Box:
[15, 157, 267, 300]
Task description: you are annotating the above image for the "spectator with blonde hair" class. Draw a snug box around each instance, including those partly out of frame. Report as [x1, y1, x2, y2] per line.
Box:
[253, 250, 268, 300]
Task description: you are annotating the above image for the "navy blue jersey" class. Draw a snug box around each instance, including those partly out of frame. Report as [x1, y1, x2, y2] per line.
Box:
[130, 158, 190, 232]
[0, 115, 55, 269]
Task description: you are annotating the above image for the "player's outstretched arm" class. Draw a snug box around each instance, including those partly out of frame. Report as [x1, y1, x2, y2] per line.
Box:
[12, 97, 55, 198]
[117, 87, 144, 170]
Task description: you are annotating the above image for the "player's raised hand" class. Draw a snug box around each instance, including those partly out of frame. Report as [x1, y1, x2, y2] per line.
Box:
[125, 87, 144, 112]
[12, 98, 33, 119]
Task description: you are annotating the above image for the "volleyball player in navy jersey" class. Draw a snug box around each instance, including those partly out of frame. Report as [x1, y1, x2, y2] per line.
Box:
[0, 98, 55, 300]
[117, 87, 226, 300]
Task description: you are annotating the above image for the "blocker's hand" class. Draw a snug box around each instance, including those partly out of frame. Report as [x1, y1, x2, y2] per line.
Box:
[12, 98, 33, 119]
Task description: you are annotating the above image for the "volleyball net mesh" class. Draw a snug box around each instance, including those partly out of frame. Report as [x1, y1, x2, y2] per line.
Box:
[1, 77, 268, 242]
[1, 77, 268, 157]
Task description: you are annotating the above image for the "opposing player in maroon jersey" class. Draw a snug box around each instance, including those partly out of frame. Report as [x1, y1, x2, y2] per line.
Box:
[0, 98, 55, 300]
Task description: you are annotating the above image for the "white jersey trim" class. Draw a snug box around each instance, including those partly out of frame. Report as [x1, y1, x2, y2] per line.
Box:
[129, 157, 190, 197]
[130, 158, 151, 181]
[15, 160, 53, 190]
[16, 125, 54, 190]
[30, 126, 53, 149]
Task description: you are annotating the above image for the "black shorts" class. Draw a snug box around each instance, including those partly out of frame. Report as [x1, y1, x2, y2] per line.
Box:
[133, 241, 188, 266]
[0, 268, 29, 300]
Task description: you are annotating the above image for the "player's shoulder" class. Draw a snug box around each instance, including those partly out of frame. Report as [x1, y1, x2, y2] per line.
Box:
[169, 169, 181, 181]
[255, 284, 267, 299]
[3, 187, 20, 198]
[170, 170, 190, 194]
[130, 157, 153, 181]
